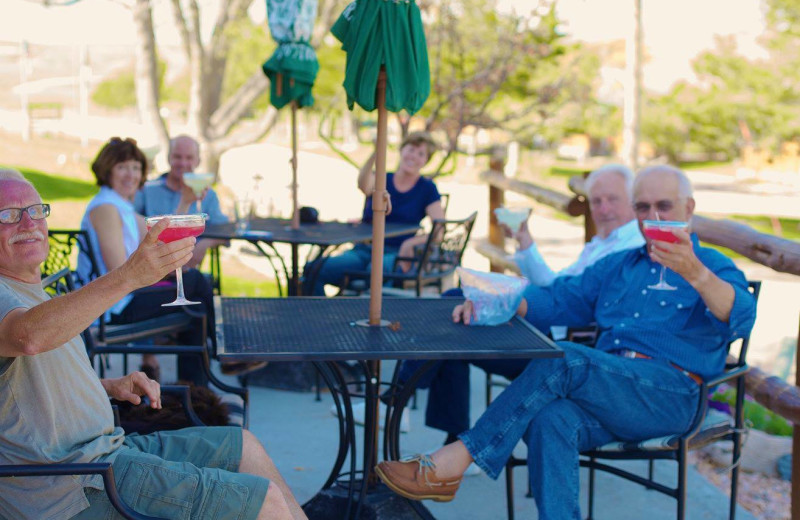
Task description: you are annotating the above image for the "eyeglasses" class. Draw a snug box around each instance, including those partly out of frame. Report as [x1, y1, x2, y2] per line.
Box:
[632, 200, 675, 215]
[0, 204, 51, 224]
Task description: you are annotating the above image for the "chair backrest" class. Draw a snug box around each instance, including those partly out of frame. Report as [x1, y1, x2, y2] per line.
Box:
[41, 267, 76, 297]
[416, 211, 477, 278]
[43, 229, 101, 285]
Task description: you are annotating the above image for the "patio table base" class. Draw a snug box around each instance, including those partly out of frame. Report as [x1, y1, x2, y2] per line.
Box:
[302, 482, 433, 520]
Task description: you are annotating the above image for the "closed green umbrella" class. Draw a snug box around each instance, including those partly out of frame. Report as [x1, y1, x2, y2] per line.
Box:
[262, 0, 319, 229]
[332, 0, 430, 115]
[331, 0, 430, 321]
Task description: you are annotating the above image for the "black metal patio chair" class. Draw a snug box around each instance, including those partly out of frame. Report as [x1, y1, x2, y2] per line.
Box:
[502, 280, 761, 520]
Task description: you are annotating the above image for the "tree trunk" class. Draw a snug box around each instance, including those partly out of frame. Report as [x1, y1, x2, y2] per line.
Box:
[132, 0, 169, 158]
[621, 0, 642, 168]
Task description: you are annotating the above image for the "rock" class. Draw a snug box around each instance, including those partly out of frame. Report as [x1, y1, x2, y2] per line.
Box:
[701, 429, 792, 478]
[777, 453, 792, 481]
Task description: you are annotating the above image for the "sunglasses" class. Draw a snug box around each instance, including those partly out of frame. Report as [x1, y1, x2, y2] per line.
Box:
[632, 200, 675, 215]
[0, 203, 50, 224]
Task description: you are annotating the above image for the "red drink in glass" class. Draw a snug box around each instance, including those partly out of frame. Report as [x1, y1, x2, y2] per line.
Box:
[643, 227, 681, 243]
[151, 224, 205, 243]
[143, 213, 208, 306]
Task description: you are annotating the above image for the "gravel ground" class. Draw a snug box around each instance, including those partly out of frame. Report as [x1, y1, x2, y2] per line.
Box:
[692, 452, 790, 520]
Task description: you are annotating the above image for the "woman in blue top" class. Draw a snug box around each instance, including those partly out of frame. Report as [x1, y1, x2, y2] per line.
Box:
[304, 131, 446, 295]
[78, 137, 215, 385]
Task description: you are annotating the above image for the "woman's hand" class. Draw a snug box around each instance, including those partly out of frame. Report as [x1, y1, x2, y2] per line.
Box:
[102, 371, 161, 409]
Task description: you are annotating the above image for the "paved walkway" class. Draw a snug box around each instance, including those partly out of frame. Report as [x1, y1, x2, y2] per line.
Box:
[114, 355, 755, 519]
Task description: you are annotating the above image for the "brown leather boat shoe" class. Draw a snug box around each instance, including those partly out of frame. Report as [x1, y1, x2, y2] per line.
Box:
[375, 454, 462, 502]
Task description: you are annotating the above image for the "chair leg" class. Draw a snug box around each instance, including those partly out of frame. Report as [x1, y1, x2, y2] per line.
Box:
[505, 463, 515, 520]
[677, 443, 688, 520]
[586, 460, 596, 520]
[730, 431, 742, 520]
[648, 459, 654, 481]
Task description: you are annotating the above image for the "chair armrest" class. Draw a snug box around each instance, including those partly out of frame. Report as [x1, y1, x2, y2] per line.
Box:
[705, 365, 750, 388]
[160, 384, 206, 427]
[0, 463, 165, 520]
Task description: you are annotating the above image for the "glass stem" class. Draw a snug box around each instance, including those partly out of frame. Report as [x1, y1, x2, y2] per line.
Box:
[175, 268, 187, 300]
[659, 265, 667, 286]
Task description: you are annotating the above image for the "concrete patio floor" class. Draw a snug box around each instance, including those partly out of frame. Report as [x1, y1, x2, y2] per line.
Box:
[116, 354, 756, 520]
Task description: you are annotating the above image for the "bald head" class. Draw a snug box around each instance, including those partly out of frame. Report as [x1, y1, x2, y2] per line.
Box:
[632, 165, 696, 243]
[167, 135, 201, 187]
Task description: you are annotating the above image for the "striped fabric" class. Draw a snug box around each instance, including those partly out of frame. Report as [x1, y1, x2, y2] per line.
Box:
[591, 409, 733, 452]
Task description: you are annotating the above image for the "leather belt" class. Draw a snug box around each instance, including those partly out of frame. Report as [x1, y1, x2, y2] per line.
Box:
[616, 349, 703, 385]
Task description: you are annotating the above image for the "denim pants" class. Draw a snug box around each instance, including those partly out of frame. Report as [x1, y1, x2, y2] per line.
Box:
[303, 243, 399, 296]
[398, 358, 530, 435]
[459, 342, 701, 520]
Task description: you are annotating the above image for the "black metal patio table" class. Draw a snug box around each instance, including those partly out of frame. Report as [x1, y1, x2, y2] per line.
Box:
[216, 296, 562, 519]
[203, 218, 420, 296]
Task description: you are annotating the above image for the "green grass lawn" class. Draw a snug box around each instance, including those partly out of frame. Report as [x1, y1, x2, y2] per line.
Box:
[7, 165, 99, 200]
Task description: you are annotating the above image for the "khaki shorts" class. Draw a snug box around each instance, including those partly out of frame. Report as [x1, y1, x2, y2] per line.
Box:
[74, 426, 269, 520]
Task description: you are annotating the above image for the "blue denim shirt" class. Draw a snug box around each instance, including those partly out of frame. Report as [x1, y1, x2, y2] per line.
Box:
[523, 234, 757, 380]
[134, 174, 229, 225]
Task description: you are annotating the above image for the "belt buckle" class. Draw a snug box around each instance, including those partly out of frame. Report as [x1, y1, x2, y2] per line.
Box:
[622, 349, 636, 359]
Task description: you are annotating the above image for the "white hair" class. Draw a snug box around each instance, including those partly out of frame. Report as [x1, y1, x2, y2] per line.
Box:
[584, 163, 634, 198]
[0, 168, 34, 188]
[634, 165, 694, 198]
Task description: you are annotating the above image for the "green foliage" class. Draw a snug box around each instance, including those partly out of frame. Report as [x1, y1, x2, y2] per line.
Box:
[91, 66, 137, 109]
[221, 17, 274, 113]
[5, 165, 98, 200]
[92, 60, 171, 110]
[711, 388, 793, 436]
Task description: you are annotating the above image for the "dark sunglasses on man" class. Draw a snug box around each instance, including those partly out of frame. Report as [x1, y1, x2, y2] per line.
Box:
[0, 203, 51, 224]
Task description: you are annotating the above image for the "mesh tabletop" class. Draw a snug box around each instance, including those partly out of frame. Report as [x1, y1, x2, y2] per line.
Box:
[216, 297, 562, 362]
[203, 218, 419, 247]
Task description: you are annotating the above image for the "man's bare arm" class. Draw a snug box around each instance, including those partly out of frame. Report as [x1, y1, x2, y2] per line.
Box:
[0, 220, 194, 357]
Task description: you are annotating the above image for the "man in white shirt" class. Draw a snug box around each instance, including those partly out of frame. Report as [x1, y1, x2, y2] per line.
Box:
[511, 163, 644, 285]
[403, 164, 645, 450]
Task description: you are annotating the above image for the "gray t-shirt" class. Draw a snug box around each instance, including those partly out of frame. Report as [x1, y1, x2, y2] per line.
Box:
[0, 277, 125, 520]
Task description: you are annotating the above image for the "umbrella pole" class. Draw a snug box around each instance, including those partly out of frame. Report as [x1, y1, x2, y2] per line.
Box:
[290, 99, 300, 230]
[368, 68, 389, 327]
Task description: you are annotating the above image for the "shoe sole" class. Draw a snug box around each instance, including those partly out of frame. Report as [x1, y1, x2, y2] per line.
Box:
[374, 465, 456, 503]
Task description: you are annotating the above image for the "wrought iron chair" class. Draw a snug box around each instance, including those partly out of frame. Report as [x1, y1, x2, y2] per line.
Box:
[44, 229, 203, 374]
[0, 269, 210, 520]
[341, 211, 477, 297]
[502, 281, 761, 520]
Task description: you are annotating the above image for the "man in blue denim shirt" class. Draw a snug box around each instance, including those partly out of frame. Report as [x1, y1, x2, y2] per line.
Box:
[376, 165, 757, 519]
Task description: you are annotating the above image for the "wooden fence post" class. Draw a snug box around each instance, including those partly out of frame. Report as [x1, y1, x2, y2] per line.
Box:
[488, 145, 507, 273]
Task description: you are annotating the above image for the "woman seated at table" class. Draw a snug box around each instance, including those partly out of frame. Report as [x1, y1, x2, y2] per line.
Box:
[76, 136, 217, 385]
[303, 131, 446, 296]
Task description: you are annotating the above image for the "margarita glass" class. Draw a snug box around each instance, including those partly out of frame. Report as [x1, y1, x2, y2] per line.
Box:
[182, 172, 215, 212]
[494, 207, 530, 232]
[642, 219, 689, 291]
[145, 213, 207, 306]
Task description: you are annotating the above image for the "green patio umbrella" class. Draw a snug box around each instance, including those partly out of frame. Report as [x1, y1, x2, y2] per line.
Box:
[262, 0, 320, 229]
[331, 0, 430, 324]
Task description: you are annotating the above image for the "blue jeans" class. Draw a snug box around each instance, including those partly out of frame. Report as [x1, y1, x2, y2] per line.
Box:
[303, 243, 399, 296]
[398, 358, 529, 435]
[459, 342, 701, 520]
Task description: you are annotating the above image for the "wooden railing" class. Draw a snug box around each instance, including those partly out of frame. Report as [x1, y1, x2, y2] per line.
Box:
[476, 148, 800, 518]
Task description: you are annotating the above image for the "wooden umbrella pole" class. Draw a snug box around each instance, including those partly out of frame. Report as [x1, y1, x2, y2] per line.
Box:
[368, 68, 389, 327]
[290, 100, 300, 230]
